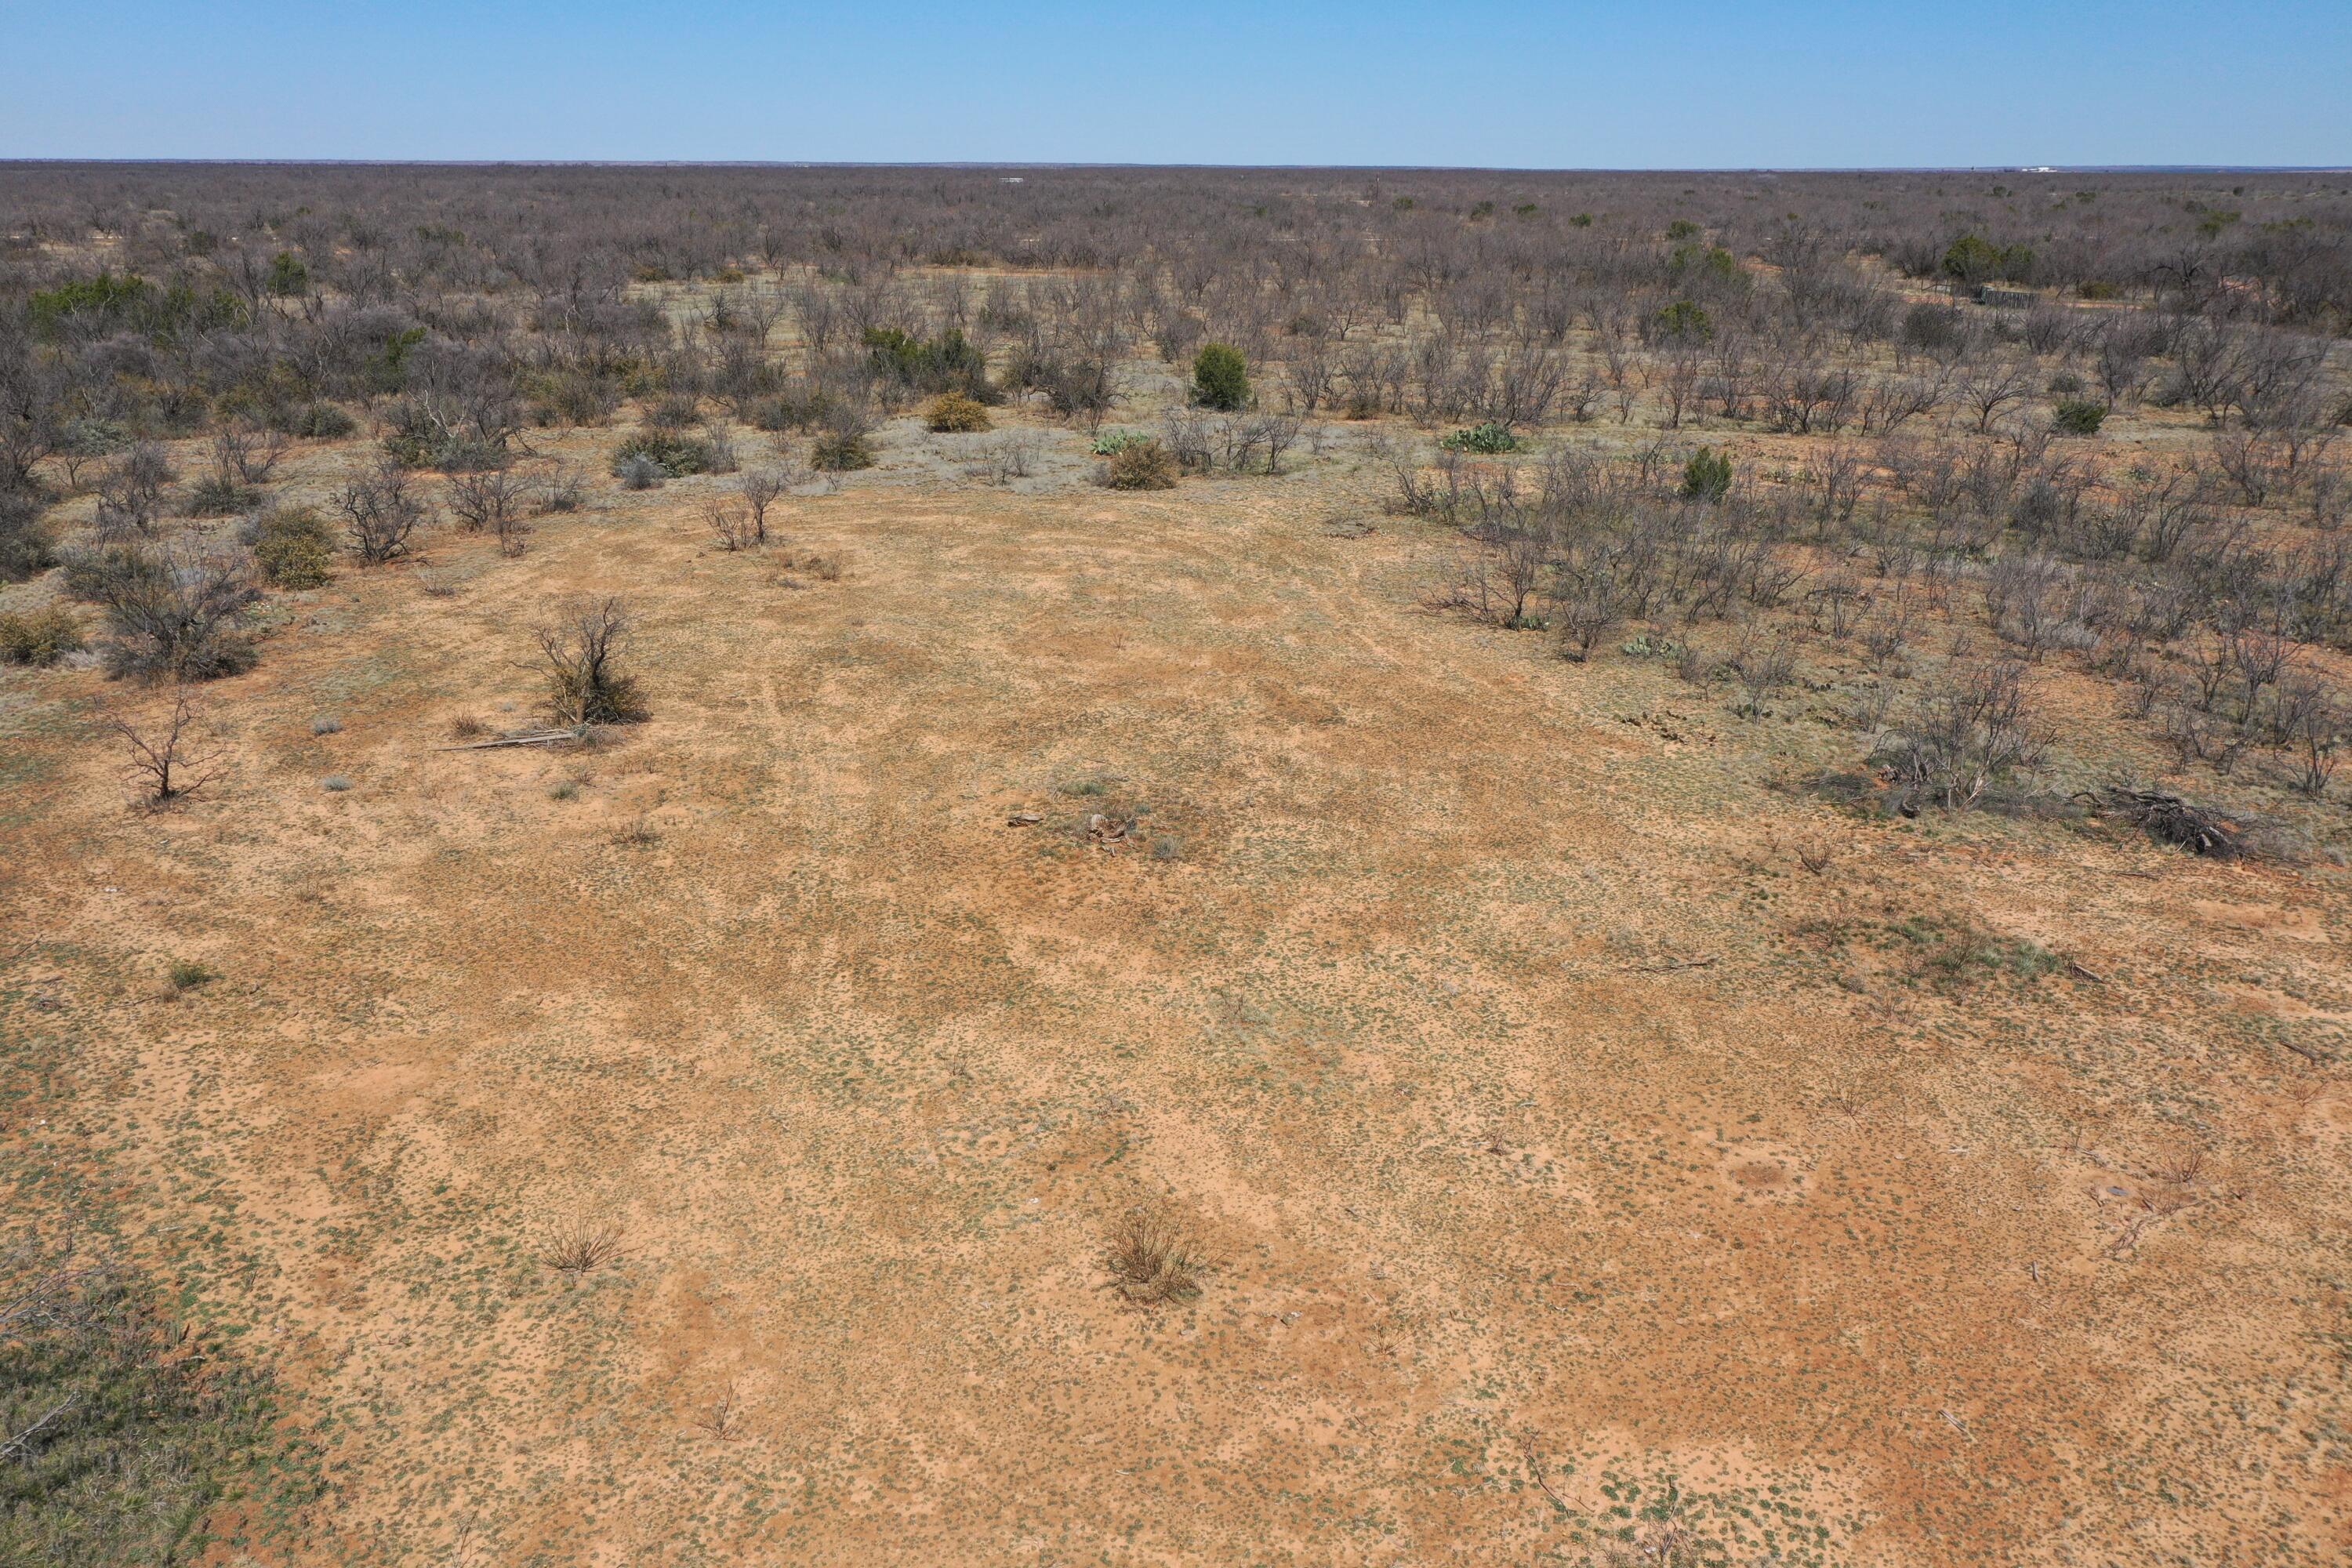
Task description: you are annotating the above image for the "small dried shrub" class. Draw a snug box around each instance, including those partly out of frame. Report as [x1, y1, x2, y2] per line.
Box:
[1105, 438, 1178, 491]
[93, 543, 260, 681]
[332, 463, 429, 566]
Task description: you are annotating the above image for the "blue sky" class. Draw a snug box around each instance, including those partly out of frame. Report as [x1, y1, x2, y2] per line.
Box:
[2, 1, 2345, 168]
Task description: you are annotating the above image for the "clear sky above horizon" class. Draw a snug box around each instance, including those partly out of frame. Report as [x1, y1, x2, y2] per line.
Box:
[2, 1, 2346, 169]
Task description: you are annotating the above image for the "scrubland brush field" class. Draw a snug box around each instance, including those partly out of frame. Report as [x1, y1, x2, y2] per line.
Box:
[3, 162, 2352, 1566]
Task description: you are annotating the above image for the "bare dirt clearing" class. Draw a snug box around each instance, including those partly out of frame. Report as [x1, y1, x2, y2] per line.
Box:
[5, 462, 2351, 1565]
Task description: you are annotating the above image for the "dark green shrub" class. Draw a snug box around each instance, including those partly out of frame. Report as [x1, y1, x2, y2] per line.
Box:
[1940, 233, 2034, 285]
[1680, 448, 1734, 503]
[608, 430, 714, 478]
[266, 250, 309, 296]
[278, 401, 356, 438]
[1192, 343, 1250, 411]
[249, 506, 336, 589]
[2053, 398, 2107, 435]
[1439, 422, 1519, 454]
[1654, 299, 1715, 343]
[28, 271, 154, 339]
[1667, 245, 1741, 288]
[864, 326, 993, 398]
[1106, 439, 1178, 490]
[0, 604, 84, 665]
[27, 270, 245, 343]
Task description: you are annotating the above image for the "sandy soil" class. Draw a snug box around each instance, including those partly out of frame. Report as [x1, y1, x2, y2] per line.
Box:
[3, 423, 2350, 1566]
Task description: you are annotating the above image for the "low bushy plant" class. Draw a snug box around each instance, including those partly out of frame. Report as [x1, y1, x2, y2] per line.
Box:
[866, 326, 993, 399]
[608, 430, 715, 479]
[2053, 397, 2107, 436]
[1, 488, 55, 581]
[924, 393, 993, 433]
[0, 604, 84, 666]
[249, 505, 336, 589]
[1192, 343, 1250, 411]
[1440, 421, 1518, 454]
[1680, 447, 1734, 502]
[811, 431, 875, 471]
[1106, 439, 1178, 491]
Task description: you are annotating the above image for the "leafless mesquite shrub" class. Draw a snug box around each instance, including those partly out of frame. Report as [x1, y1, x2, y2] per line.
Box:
[448, 465, 532, 556]
[535, 595, 645, 725]
[1882, 661, 2049, 811]
[537, 461, 587, 514]
[736, 461, 805, 542]
[93, 540, 260, 680]
[111, 689, 220, 807]
[333, 461, 429, 565]
[964, 430, 1038, 486]
[93, 442, 172, 536]
[702, 496, 760, 551]
[1728, 626, 1798, 715]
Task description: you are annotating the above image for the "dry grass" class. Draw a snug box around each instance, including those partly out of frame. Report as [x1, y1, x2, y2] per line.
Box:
[1101, 1210, 1207, 1308]
[537, 1221, 624, 1285]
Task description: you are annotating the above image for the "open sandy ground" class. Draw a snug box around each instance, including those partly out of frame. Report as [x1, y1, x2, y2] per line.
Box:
[4, 439, 2350, 1565]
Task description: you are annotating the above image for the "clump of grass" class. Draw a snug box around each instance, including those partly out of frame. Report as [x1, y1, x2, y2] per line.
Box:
[310, 715, 342, 735]
[549, 779, 579, 800]
[0, 1232, 322, 1566]
[539, 1221, 625, 1285]
[165, 959, 217, 993]
[1151, 833, 1184, 861]
[1102, 1210, 1207, 1308]
[446, 713, 488, 740]
[319, 774, 353, 792]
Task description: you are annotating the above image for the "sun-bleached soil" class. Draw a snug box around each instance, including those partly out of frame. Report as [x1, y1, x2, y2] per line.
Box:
[4, 423, 2350, 1566]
